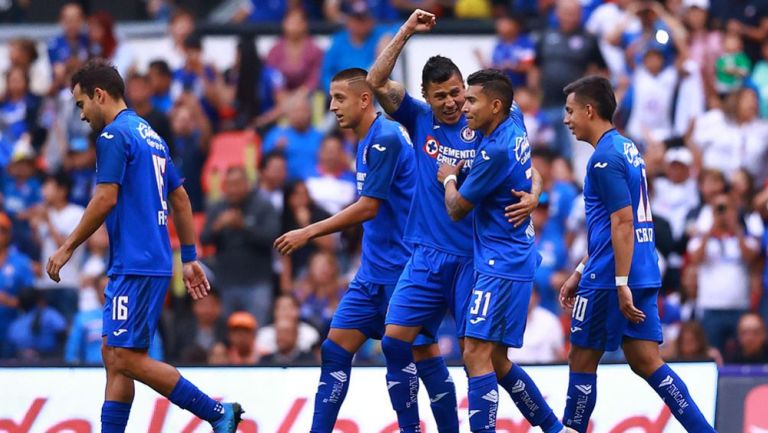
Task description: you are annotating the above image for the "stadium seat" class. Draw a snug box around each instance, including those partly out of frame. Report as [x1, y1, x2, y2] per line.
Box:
[201, 130, 261, 202]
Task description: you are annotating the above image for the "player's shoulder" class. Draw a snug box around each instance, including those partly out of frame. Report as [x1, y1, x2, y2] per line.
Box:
[377, 117, 412, 148]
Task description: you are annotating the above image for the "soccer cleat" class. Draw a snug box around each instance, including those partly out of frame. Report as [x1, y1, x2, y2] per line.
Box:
[211, 403, 244, 433]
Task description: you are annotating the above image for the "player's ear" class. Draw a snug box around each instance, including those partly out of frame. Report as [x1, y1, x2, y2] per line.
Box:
[492, 98, 502, 115]
[361, 90, 372, 109]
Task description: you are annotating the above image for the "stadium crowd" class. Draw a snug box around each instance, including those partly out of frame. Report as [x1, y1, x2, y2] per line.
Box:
[0, 0, 767, 367]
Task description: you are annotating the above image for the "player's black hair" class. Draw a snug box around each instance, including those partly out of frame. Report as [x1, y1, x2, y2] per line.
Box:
[466, 69, 514, 113]
[331, 67, 369, 84]
[422, 55, 463, 89]
[70, 58, 125, 100]
[563, 76, 617, 122]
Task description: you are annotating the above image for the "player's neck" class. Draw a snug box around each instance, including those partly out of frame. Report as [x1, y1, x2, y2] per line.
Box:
[481, 115, 505, 137]
[587, 122, 615, 148]
[103, 101, 129, 127]
[354, 110, 378, 140]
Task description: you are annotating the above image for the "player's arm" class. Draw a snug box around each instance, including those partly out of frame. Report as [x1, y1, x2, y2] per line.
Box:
[504, 167, 542, 227]
[46, 183, 118, 282]
[438, 160, 474, 221]
[367, 9, 436, 114]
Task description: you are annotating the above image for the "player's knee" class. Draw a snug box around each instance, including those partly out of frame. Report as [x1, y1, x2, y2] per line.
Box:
[412, 344, 439, 362]
[462, 340, 491, 368]
[626, 352, 663, 378]
[568, 347, 600, 373]
[490, 347, 511, 374]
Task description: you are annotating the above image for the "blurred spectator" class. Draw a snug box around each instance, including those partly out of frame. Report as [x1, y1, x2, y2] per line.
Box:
[262, 95, 323, 181]
[534, 0, 607, 159]
[232, 0, 301, 23]
[715, 32, 752, 95]
[760, 228, 768, 320]
[162, 9, 195, 70]
[65, 275, 162, 364]
[257, 294, 321, 356]
[266, 8, 324, 93]
[3, 39, 43, 95]
[294, 251, 344, 334]
[147, 60, 174, 114]
[3, 142, 42, 258]
[687, 192, 760, 350]
[257, 151, 288, 213]
[169, 95, 210, 212]
[753, 40, 768, 118]
[681, 0, 722, 101]
[532, 149, 577, 239]
[170, 35, 220, 127]
[507, 290, 565, 364]
[670, 320, 722, 363]
[305, 134, 357, 215]
[474, 13, 535, 88]
[320, 1, 392, 92]
[323, 0, 400, 23]
[31, 172, 85, 322]
[48, 2, 89, 91]
[0, 213, 34, 358]
[1, 66, 44, 163]
[125, 73, 171, 144]
[222, 36, 286, 131]
[686, 168, 727, 237]
[723, 313, 768, 364]
[717, 0, 768, 64]
[168, 289, 227, 363]
[531, 192, 568, 314]
[200, 166, 280, 324]
[222, 311, 260, 365]
[87, 11, 135, 77]
[79, 225, 108, 294]
[730, 168, 764, 236]
[692, 88, 768, 182]
[260, 318, 316, 363]
[514, 87, 555, 149]
[5, 289, 66, 361]
[280, 181, 333, 290]
[652, 147, 700, 243]
[61, 136, 96, 208]
[586, 0, 632, 83]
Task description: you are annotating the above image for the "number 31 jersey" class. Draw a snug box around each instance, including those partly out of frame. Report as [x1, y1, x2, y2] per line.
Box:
[581, 129, 661, 290]
[95, 109, 182, 277]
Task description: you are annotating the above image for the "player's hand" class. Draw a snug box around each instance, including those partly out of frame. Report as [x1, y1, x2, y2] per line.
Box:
[559, 271, 580, 310]
[437, 160, 465, 185]
[46, 245, 73, 283]
[183, 261, 211, 300]
[617, 285, 645, 324]
[504, 189, 539, 227]
[403, 9, 436, 34]
[274, 228, 311, 255]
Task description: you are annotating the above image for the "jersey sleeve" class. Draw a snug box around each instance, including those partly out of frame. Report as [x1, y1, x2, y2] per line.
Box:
[166, 156, 183, 191]
[95, 129, 130, 185]
[360, 132, 404, 200]
[459, 144, 509, 205]
[390, 92, 429, 134]
[591, 152, 631, 214]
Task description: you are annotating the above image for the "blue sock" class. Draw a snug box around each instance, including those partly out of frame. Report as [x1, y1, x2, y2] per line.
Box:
[168, 376, 223, 422]
[499, 365, 564, 433]
[562, 372, 597, 433]
[382, 336, 421, 433]
[467, 372, 498, 433]
[416, 357, 459, 433]
[310, 339, 354, 433]
[646, 364, 715, 432]
[101, 401, 131, 433]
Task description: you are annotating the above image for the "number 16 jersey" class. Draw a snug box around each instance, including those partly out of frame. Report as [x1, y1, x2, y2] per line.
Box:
[581, 129, 660, 290]
[95, 109, 182, 277]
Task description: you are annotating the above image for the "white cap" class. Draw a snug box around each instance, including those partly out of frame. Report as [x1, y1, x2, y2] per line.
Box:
[665, 147, 693, 166]
[683, 0, 709, 10]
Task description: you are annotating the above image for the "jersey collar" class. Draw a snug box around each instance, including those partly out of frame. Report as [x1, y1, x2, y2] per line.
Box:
[595, 128, 618, 148]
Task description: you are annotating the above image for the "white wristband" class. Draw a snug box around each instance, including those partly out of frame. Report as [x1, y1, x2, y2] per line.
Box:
[575, 262, 585, 274]
[615, 276, 629, 286]
[443, 174, 457, 188]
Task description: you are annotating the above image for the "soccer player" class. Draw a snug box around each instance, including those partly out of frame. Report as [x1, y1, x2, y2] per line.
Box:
[367, 11, 541, 433]
[559, 76, 715, 432]
[274, 68, 432, 433]
[438, 69, 573, 433]
[45, 60, 242, 433]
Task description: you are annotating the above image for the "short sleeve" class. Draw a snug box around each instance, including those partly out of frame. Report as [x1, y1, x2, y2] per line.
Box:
[361, 133, 403, 200]
[167, 157, 183, 191]
[590, 153, 631, 214]
[459, 145, 509, 205]
[390, 92, 429, 134]
[96, 129, 129, 185]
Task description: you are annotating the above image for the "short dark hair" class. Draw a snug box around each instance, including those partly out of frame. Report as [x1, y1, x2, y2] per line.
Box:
[148, 60, 172, 77]
[531, 147, 557, 163]
[422, 55, 462, 89]
[466, 68, 514, 113]
[332, 67, 369, 85]
[563, 76, 616, 121]
[44, 171, 73, 194]
[259, 149, 286, 171]
[10, 38, 38, 63]
[70, 58, 125, 100]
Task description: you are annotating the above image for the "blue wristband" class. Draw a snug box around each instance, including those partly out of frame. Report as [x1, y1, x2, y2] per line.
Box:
[181, 245, 197, 263]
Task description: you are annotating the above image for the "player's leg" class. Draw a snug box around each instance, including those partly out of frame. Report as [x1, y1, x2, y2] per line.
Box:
[310, 277, 378, 433]
[413, 343, 459, 433]
[382, 324, 423, 433]
[622, 288, 716, 432]
[463, 337, 498, 433]
[100, 338, 134, 433]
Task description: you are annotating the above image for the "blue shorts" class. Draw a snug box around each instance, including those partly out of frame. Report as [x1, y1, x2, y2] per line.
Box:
[569, 286, 663, 351]
[102, 275, 170, 349]
[386, 245, 473, 340]
[331, 276, 434, 344]
[464, 274, 532, 348]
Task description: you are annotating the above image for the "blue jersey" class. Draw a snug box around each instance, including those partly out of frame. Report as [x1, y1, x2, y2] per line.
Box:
[355, 114, 415, 284]
[581, 129, 661, 290]
[391, 93, 479, 256]
[460, 116, 537, 280]
[96, 110, 183, 277]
